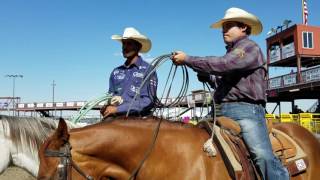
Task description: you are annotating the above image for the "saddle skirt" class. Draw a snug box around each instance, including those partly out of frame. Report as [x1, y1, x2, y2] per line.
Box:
[199, 117, 308, 180]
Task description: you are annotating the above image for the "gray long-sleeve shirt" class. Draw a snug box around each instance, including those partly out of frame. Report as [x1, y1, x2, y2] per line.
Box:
[185, 36, 267, 104]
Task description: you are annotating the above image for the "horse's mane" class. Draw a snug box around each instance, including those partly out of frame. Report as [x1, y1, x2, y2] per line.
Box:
[0, 115, 80, 159]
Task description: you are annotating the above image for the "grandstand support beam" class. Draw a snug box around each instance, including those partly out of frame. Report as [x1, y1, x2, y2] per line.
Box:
[297, 55, 302, 83]
[272, 102, 279, 114]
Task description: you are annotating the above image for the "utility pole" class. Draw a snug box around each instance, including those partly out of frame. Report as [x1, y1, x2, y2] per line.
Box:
[5, 74, 23, 116]
[51, 80, 56, 117]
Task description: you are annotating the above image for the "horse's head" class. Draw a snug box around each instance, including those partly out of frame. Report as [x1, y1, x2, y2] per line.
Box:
[37, 118, 70, 180]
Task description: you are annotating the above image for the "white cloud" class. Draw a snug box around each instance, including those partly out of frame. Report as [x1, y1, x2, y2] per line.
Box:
[140, 53, 154, 62]
[113, 52, 122, 57]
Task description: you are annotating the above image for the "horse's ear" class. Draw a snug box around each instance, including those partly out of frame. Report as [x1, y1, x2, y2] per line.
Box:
[55, 118, 70, 142]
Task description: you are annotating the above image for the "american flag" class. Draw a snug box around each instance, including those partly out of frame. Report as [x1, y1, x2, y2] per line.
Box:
[303, 0, 308, 25]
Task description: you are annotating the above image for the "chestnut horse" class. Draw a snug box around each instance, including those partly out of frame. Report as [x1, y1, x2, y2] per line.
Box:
[37, 117, 320, 180]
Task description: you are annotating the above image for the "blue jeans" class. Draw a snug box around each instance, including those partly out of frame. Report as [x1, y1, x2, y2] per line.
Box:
[221, 102, 289, 180]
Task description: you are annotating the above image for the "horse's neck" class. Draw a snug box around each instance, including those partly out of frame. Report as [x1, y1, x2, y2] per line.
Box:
[0, 122, 38, 177]
[67, 120, 230, 179]
[0, 116, 49, 177]
[69, 121, 162, 168]
[68, 120, 206, 164]
[0, 130, 11, 175]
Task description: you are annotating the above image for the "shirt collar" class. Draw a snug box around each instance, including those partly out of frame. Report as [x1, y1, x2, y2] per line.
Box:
[120, 56, 143, 69]
[225, 35, 248, 51]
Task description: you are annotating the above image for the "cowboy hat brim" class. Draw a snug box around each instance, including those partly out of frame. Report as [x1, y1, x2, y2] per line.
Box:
[111, 35, 152, 53]
[210, 17, 263, 35]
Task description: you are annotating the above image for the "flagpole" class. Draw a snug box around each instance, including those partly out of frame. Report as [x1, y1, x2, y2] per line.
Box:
[301, 0, 304, 24]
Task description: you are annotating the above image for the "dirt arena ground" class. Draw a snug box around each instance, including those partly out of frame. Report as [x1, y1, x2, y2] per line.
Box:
[0, 167, 35, 180]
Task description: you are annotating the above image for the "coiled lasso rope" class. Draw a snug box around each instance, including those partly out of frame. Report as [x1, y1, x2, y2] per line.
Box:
[71, 93, 113, 124]
[70, 53, 189, 123]
[126, 53, 189, 118]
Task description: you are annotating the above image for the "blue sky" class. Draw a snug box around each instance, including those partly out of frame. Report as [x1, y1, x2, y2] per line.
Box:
[1, 0, 319, 112]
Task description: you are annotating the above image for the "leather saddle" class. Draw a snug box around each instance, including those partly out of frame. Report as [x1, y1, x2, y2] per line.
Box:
[198, 116, 308, 180]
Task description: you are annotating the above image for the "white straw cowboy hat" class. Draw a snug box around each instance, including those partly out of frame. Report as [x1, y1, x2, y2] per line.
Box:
[111, 27, 152, 53]
[211, 7, 263, 35]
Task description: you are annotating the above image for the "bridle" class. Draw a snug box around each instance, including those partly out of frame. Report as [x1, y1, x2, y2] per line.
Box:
[45, 142, 94, 180]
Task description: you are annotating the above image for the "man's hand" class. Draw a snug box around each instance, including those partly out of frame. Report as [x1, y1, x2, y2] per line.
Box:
[197, 73, 210, 83]
[110, 96, 123, 106]
[101, 105, 118, 117]
[171, 51, 187, 65]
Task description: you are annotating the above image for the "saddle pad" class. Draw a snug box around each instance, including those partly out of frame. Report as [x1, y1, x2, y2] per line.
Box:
[214, 125, 242, 171]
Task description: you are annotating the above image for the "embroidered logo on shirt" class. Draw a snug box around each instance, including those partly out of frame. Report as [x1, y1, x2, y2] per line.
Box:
[116, 87, 122, 94]
[232, 48, 245, 58]
[139, 66, 147, 69]
[113, 69, 125, 75]
[113, 70, 119, 75]
[150, 79, 157, 86]
[133, 72, 144, 78]
[130, 85, 139, 93]
[115, 73, 125, 80]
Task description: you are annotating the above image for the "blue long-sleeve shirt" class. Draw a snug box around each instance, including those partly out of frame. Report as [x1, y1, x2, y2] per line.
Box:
[108, 56, 158, 115]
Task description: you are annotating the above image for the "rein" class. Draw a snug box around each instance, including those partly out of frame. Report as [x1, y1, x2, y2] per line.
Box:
[127, 54, 189, 179]
[128, 118, 163, 180]
[45, 142, 94, 180]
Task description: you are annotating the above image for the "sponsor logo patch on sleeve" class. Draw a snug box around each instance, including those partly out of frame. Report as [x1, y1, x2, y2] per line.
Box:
[232, 48, 245, 58]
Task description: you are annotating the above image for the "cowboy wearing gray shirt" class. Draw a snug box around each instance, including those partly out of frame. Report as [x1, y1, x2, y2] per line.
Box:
[171, 7, 289, 180]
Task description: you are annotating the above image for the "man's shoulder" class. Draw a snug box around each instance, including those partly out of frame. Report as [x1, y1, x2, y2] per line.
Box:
[229, 38, 264, 61]
[137, 58, 153, 70]
[239, 38, 260, 49]
[111, 66, 119, 72]
[139, 58, 151, 66]
[233, 38, 261, 56]
[110, 66, 124, 75]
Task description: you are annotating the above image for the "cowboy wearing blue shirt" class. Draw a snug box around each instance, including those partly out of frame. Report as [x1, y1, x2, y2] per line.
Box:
[101, 27, 157, 117]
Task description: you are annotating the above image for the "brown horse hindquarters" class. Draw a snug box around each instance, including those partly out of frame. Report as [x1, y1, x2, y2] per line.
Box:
[67, 119, 231, 180]
[274, 123, 320, 180]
